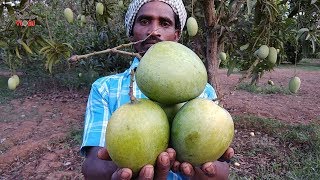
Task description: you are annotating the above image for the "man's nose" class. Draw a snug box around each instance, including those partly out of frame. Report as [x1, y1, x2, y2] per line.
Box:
[148, 22, 161, 36]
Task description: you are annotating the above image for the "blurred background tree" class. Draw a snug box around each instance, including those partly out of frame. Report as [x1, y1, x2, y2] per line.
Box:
[0, 0, 319, 93]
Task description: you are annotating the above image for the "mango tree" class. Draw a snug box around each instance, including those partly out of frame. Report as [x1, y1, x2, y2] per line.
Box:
[183, 0, 319, 93]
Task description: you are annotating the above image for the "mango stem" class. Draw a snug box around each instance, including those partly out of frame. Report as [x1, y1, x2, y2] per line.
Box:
[129, 69, 137, 103]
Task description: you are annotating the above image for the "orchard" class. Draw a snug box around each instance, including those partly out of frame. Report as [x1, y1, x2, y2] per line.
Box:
[0, 0, 320, 179]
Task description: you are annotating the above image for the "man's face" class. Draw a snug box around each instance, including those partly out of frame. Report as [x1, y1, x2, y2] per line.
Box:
[130, 1, 180, 55]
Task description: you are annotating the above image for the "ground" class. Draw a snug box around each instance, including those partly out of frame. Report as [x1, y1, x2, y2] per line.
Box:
[0, 62, 319, 179]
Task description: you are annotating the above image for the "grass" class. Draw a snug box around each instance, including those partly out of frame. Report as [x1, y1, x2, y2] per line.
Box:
[67, 125, 83, 145]
[236, 82, 291, 94]
[230, 116, 320, 179]
[279, 58, 320, 71]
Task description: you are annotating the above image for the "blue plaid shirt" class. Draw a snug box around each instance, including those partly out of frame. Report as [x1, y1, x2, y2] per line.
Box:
[81, 57, 217, 179]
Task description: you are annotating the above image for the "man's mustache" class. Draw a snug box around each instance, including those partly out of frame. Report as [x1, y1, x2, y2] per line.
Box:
[141, 36, 162, 46]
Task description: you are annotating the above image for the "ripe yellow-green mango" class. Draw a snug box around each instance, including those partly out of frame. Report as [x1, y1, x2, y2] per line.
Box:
[135, 41, 207, 105]
[64, 8, 74, 23]
[289, 76, 301, 93]
[8, 77, 17, 90]
[257, 45, 269, 59]
[267, 47, 277, 64]
[171, 98, 234, 166]
[96, 3, 104, 15]
[159, 102, 185, 125]
[106, 99, 169, 174]
[12, 75, 20, 86]
[219, 52, 227, 61]
[186, 17, 198, 37]
[80, 15, 86, 23]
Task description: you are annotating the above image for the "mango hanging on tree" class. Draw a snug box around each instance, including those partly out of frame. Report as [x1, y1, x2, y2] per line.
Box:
[256, 45, 269, 59]
[64, 8, 74, 23]
[267, 47, 277, 64]
[186, 17, 198, 37]
[96, 3, 104, 15]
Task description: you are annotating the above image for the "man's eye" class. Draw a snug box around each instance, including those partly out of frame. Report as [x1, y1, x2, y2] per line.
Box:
[140, 19, 149, 25]
[161, 21, 171, 27]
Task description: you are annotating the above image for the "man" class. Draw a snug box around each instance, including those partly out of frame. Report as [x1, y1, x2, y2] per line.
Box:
[81, 0, 234, 179]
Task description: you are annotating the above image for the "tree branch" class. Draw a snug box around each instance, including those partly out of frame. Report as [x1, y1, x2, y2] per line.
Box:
[69, 29, 159, 61]
[227, 0, 246, 24]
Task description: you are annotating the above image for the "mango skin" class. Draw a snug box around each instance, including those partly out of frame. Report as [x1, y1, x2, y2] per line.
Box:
[267, 47, 277, 64]
[8, 77, 17, 90]
[289, 76, 301, 93]
[219, 52, 227, 61]
[96, 3, 104, 15]
[171, 98, 234, 166]
[159, 102, 185, 125]
[186, 17, 198, 37]
[12, 75, 20, 86]
[80, 15, 86, 23]
[257, 45, 269, 59]
[106, 99, 169, 174]
[136, 41, 207, 105]
[64, 8, 74, 23]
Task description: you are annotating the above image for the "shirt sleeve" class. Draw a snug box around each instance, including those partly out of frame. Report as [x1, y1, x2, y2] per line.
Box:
[80, 78, 110, 156]
[199, 83, 217, 100]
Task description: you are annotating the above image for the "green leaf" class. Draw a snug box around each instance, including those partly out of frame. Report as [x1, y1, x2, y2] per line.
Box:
[0, 40, 8, 48]
[20, 0, 28, 8]
[240, 43, 250, 51]
[15, 47, 22, 59]
[227, 66, 234, 77]
[6, 4, 14, 15]
[0, 5, 3, 17]
[311, 38, 316, 54]
[17, 39, 33, 54]
[296, 28, 309, 41]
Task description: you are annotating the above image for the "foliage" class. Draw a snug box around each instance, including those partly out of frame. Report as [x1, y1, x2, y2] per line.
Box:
[1, 0, 319, 89]
[236, 82, 290, 94]
[0, 0, 133, 83]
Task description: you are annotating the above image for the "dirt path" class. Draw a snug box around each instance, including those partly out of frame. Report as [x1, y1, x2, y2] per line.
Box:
[0, 91, 88, 179]
[220, 68, 320, 124]
[0, 67, 319, 179]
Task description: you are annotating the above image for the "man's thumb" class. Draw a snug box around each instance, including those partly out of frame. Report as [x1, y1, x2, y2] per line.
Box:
[97, 147, 111, 160]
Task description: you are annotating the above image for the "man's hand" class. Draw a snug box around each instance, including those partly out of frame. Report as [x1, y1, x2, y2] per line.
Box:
[171, 147, 235, 180]
[82, 147, 121, 179]
[82, 147, 175, 180]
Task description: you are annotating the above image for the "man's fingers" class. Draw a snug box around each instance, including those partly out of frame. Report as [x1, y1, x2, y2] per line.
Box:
[180, 162, 195, 177]
[166, 148, 176, 166]
[222, 147, 235, 160]
[154, 152, 170, 179]
[200, 162, 216, 177]
[139, 164, 154, 180]
[111, 168, 132, 180]
[97, 147, 111, 160]
[172, 161, 180, 172]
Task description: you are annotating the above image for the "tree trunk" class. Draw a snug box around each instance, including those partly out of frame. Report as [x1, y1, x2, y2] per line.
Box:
[201, 1, 221, 99]
[206, 31, 220, 99]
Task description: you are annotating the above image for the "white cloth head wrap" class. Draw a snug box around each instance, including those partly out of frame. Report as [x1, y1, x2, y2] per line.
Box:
[125, 0, 187, 37]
